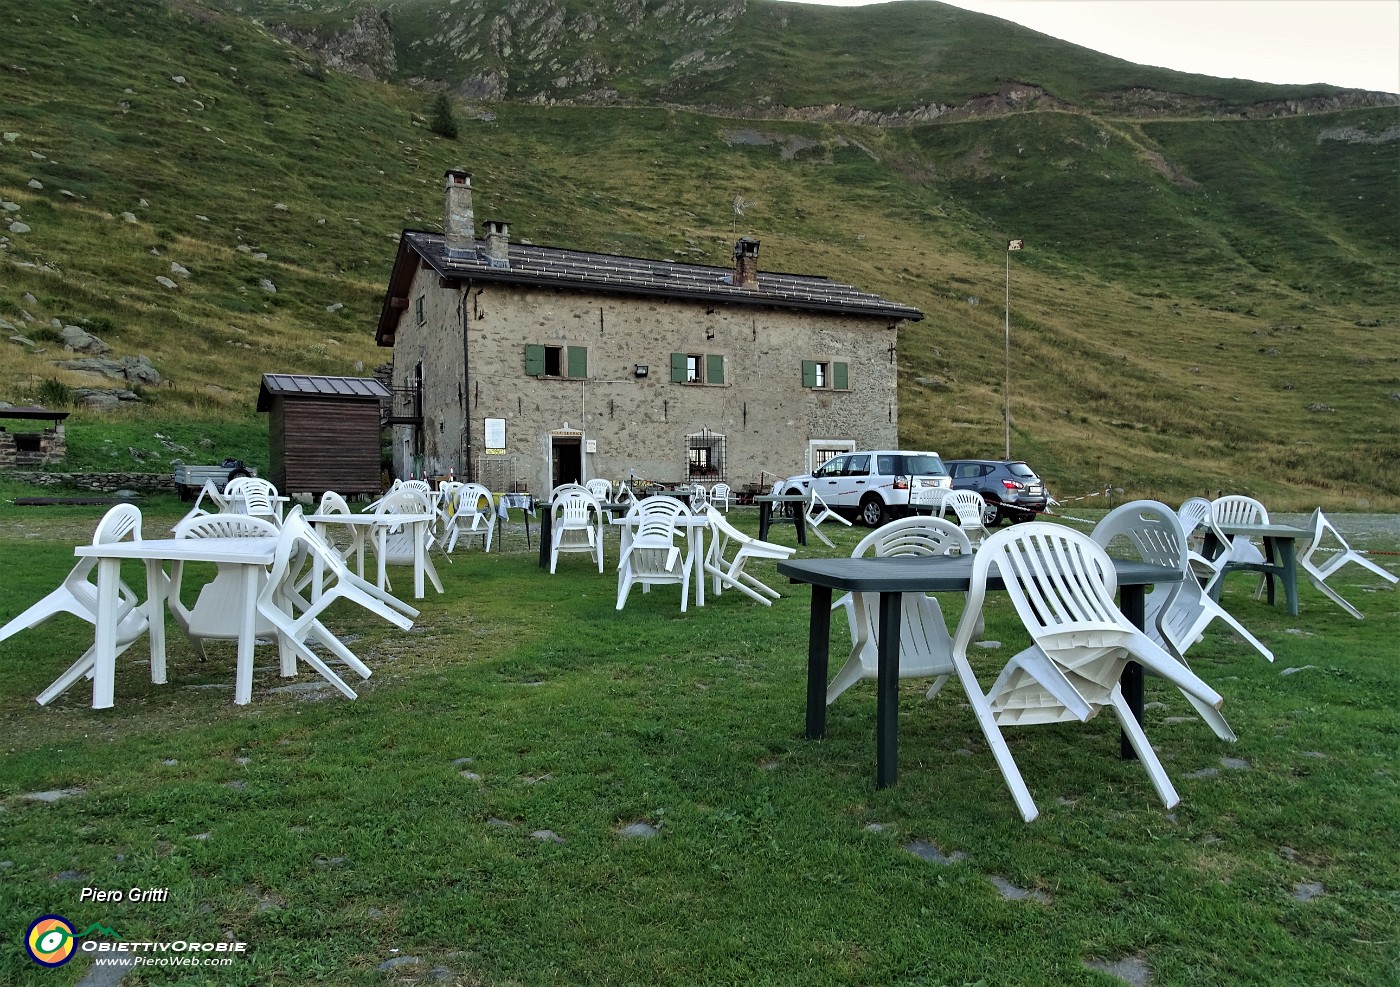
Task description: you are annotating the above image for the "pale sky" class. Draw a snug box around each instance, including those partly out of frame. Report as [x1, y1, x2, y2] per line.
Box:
[788, 0, 1400, 93]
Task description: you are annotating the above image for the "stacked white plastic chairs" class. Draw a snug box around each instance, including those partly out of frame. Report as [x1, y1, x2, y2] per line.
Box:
[948, 522, 1224, 822]
[1298, 508, 1398, 619]
[940, 489, 992, 548]
[827, 516, 972, 707]
[701, 505, 794, 605]
[2, 505, 151, 706]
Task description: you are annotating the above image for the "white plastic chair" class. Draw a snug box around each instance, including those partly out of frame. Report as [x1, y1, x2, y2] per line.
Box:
[224, 476, 283, 522]
[255, 509, 418, 700]
[1091, 500, 1245, 740]
[446, 483, 495, 553]
[551, 489, 604, 573]
[1206, 495, 1269, 593]
[827, 516, 973, 707]
[805, 491, 853, 547]
[165, 512, 280, 663]
[7, 505, 151, 706]
[709, 483, 733, 513]
[701, 505, 795, 605]
[191, 479, 232, 516]
[1298, 508, 1398, 619]
[688, 484, 710, 513]
[948, 522, 1224, 822]
[369, 487, 444, 594]
[616, 506, 693, 611]
[941, 489, 992, 548]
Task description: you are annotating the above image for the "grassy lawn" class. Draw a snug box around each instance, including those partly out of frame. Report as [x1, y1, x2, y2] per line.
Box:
[1, 493, 1397, 985]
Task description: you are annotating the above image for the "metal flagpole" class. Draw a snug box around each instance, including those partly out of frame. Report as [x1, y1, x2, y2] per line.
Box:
[1004, 238, 1023, 460]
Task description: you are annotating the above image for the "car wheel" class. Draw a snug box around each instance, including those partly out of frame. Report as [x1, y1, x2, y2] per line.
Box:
[981, 497, 1003, 527]
[860, 495, 889, 528]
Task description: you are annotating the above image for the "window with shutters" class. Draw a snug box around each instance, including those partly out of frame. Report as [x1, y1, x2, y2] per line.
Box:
[414, 295, 426, 326]
[670, 352, 726, 385]
[524, 344, 588, 379]
[801, 359, 849, 390]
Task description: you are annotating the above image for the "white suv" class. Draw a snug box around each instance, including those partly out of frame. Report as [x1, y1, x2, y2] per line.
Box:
[780, 450, 952, 527]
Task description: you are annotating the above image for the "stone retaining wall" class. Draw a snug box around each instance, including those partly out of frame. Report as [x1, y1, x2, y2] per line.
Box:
[5, 471, 175, 493]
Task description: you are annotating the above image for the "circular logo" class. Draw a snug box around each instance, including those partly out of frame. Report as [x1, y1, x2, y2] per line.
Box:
[26, 914, 77, 967]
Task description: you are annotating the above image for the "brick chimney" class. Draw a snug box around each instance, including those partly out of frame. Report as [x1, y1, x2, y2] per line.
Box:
[484, 220, 509, 268]
[443, 168, 475, 259]
[732, 237, 759, 288]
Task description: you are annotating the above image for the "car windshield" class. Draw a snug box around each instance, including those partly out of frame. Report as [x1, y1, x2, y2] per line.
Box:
[1006, 462, 1037, 478]
[895, 454, 946, 476]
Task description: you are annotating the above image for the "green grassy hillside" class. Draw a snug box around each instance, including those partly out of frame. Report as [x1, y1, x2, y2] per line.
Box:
[1, 0, 1396, 508]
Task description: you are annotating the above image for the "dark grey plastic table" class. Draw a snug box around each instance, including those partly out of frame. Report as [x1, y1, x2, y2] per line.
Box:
[776, 554, 1181, 789]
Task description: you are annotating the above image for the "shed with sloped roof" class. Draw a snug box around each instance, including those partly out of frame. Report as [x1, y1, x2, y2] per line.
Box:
[257, 374, 391, 496]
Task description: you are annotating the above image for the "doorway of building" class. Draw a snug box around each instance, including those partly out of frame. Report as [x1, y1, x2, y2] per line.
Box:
[550, 433, 583, 490]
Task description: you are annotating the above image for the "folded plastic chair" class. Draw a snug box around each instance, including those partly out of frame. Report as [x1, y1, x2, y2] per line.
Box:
[1299, 508, 1398, 619]
[166, 512, 280, 662]
[949, 522, 1224, 822]
[11, 505, 151, 706]
[254, 509, 417, 700]
[805, 491, 853, 548]
[702, 505, 795, 605]
[689, 483, 710, 513]
[1092, 500, 1246, 741]
[827, 516, 972, 707]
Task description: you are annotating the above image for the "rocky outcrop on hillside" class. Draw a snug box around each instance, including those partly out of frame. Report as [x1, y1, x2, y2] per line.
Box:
[267, 6, 396, 82]
[1088, 87, 1400, 119]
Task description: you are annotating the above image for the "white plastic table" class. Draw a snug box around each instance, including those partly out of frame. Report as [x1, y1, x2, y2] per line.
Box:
[68, 537, 278, 709]
[304, 513, 442, 599]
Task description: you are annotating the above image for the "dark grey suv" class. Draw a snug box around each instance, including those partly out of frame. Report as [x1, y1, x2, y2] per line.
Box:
[943, 460, 1051, 525]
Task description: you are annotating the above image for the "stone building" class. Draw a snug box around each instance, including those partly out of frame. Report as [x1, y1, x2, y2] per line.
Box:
[374, 169, 922, 494]
[0, 406, 69, 468]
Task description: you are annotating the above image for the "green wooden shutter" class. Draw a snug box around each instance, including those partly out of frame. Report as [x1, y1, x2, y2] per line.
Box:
[706, 354, 725, 385]
[525, 344, 545, 376]
[802, 360, 817, 388]
[567, 346, 588, 379]
[671, 352, 687, 383]
[833, 361, 848, 390]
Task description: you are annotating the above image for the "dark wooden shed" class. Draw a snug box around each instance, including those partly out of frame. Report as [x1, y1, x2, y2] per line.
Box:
[256, 374, 391, 496]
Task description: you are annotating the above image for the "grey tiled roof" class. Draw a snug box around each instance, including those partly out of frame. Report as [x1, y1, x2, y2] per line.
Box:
[398, 231, 923, 322]
[257, 374, 391, 411]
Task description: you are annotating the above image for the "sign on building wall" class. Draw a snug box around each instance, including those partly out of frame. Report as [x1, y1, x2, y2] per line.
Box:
[484, 417, 506, 453]
[586, 439, 597, 453]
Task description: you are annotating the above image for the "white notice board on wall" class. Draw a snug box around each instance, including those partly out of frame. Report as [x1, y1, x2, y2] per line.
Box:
[484, 418, 506, 451]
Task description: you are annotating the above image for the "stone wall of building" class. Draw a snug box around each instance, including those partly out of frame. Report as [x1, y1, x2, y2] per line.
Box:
[389, 274, 901, 492]
[0, 423, 66, 467]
